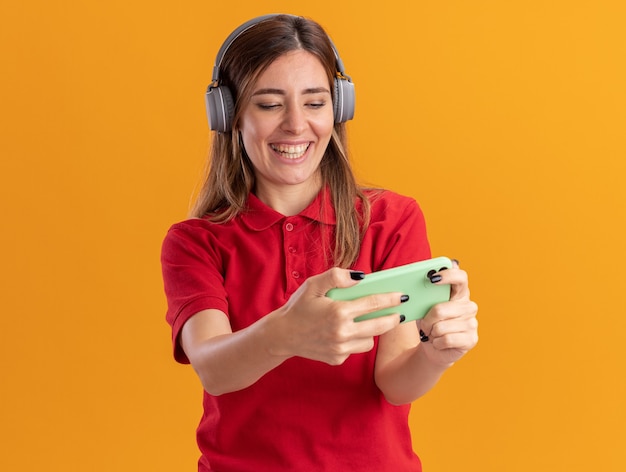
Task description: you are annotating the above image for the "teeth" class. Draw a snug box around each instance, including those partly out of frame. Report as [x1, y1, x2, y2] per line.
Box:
[271, 143, 309, 159]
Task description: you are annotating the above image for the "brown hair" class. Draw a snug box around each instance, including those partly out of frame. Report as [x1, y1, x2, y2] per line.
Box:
[190, 15, 370, 268]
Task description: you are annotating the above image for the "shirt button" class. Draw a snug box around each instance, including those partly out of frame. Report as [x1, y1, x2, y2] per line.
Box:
[285, 222, 294, 232]
[291, 271, 300, 279]
[288, 246, 297, 254]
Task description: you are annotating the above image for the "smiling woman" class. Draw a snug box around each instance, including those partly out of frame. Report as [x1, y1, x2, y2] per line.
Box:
[160, 13, 478, 472]
[191, 15, 365, 268]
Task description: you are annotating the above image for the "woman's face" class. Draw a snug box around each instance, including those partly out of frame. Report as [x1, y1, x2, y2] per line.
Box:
[239, 49, 334, 203]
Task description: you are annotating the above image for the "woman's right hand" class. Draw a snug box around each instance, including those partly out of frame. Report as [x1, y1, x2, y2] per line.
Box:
[269, 268, 405, 365]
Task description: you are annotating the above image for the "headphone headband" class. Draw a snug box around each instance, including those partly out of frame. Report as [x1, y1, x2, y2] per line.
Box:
[210, 14, 280, 85]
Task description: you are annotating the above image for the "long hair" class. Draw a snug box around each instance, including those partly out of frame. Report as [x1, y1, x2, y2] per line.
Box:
[190, 15, 370, 268]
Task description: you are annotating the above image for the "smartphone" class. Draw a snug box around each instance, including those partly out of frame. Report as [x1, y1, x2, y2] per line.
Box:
[326, 256, 452, 322]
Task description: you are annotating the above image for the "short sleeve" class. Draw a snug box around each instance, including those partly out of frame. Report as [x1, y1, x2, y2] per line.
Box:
[161, 221, 229, 363]
[359, 191, 432, 272]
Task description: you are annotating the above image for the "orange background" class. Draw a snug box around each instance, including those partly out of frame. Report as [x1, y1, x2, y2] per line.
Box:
[1, 1, 624, 471]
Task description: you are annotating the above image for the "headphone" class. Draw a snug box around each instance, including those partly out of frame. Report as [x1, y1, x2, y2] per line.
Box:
[205, 14, 355, 132]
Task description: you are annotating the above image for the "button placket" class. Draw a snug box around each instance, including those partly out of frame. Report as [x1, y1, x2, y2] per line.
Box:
[283, 218, 304, 294]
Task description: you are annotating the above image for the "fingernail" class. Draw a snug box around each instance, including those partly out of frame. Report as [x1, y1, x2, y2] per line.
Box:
[429, 274, 443, 283]
[350, 271, 365, 280]
[400, 294, 409, 303]
[399, 315, 406, 323]
[419, 329, 429, 342]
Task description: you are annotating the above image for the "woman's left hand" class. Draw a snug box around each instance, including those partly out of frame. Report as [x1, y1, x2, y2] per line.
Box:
[417, 260, 479, 366]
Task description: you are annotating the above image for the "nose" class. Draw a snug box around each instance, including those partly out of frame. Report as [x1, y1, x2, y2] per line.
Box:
[280, 104, 306, 134]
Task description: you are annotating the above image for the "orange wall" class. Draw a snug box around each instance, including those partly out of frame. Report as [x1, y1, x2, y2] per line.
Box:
[1, 1, 624, 471]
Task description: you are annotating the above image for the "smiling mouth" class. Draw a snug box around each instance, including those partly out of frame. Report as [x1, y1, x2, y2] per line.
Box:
[270, 143, 310, 159]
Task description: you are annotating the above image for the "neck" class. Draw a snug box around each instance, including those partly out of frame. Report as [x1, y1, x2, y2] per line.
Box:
[255, 180, 322, 216]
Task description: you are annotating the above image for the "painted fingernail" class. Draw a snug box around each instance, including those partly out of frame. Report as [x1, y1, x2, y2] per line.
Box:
[400, 294, 409, 303]
[419, 329, 429, 342]
[350, 271, 365, 280]
[399, 315, 406, 323]
[429, 274, 443, 283]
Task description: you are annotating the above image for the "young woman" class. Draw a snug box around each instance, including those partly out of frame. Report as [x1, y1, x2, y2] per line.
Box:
[161, 14, 478, 472]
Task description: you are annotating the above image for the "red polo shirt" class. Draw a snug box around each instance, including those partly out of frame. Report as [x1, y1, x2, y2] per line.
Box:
[161, 189, 431, 472]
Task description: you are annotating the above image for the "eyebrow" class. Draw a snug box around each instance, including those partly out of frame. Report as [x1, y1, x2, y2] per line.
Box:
[252, 87, 331, 96]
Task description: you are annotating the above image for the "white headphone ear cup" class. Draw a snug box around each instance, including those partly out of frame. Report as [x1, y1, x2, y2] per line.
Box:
[205, 86, 235, 132]
[333, 78, 355, 123]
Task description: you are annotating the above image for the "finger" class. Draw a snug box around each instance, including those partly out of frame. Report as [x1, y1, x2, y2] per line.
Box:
[352, 311, 404, 338]
[418, 299, 478, 338]
[311, 267, 364, 297]
[431, 266, 470, 300]
[417, 318, 478, 349]
[431, 329, 479, 351]
[427, 316, 478, 340]
[345, 290, 407, 318]
[429, 299, 478, 321]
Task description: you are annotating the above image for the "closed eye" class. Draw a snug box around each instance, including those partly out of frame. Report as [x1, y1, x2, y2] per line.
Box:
[251, 87, 331, 111]
[256, 103, 281, 110]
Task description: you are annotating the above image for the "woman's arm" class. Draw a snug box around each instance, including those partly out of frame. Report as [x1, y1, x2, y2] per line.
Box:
[181, 268, 406, 396]
[180, 308, 289, 396]
[374, 263, 479, 405]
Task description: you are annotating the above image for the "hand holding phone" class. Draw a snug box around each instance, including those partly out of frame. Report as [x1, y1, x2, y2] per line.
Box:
[326, 257, 452, 322]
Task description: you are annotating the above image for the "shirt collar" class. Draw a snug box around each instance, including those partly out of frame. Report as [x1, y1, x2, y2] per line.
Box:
[241, 187, 337, 231]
